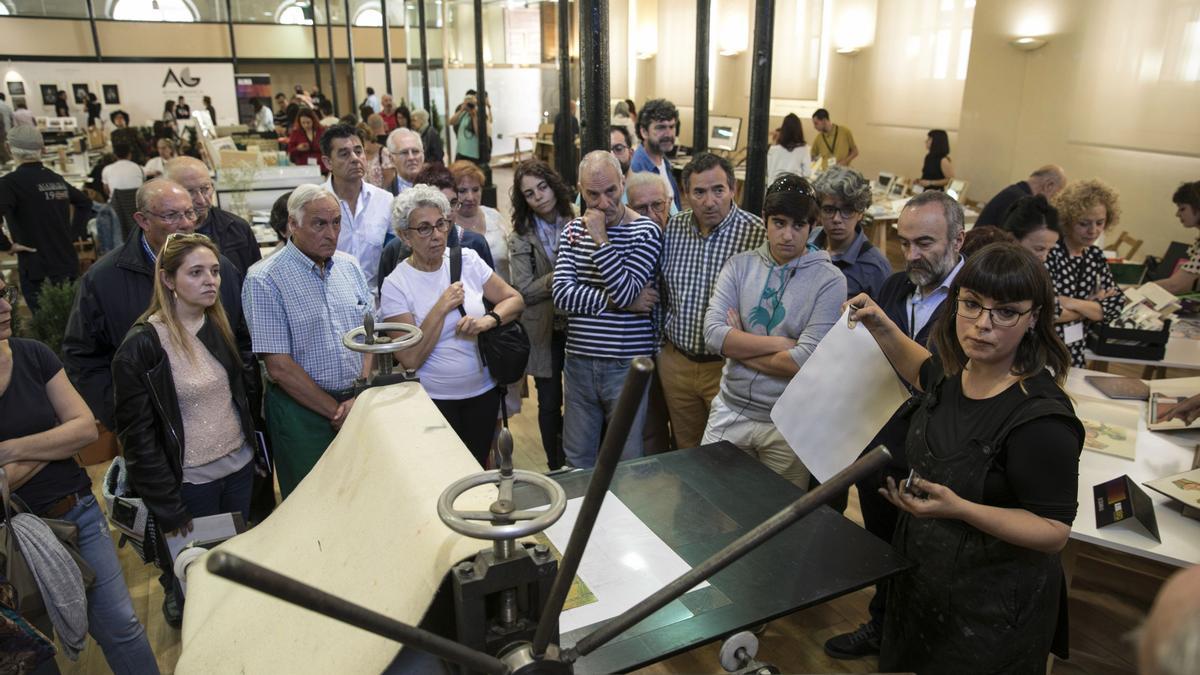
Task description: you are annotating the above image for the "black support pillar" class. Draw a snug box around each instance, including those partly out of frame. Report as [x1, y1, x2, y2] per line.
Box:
[344, 0, 358, 115]
[417, 0, 432, 112]
[225, 0, 238, 69]
[578, 0, 609, 156]
[693, 0, 710, 153]
[381, 0, 393, 100]
[473, 0, 495, 205]
[85, 0, 102, 61]
[310, 6, 323, 94]
[741, 0, 775, 216]
[324, 0, 339, 116]
[556, 0, 575, 185]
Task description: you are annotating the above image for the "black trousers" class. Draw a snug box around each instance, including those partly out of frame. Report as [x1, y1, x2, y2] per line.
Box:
[857, 463, 909, 624]
[434, 388, 501, 466]
[533, 330, 567, 470]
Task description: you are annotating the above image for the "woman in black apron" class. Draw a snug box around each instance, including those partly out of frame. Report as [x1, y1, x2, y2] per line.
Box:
[846, 242, 1084, 675]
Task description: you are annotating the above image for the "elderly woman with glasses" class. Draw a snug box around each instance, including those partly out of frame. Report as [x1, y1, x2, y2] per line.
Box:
[847, 242, 1083, 674]
[379, 185, 525, 465]
[701, 175, 846, 486]
[112, 232, 260, 624]
[812, 166, 892, 299]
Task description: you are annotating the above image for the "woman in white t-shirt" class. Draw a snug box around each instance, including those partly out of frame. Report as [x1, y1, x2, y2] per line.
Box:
[380, 185, 525, 466]
[766, 113, 812, 184]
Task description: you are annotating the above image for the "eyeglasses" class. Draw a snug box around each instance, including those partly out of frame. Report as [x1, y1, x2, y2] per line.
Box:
[955, 298, 1035, 328]
[411, 220, 451, 238]
[611, 143, 629, 153]
[820, 204, 861, 219]
[766, 173, 817, 199]
[186, 185, 214, 200]
[146, 209, 198, 224]
[633, 200, 668, 215]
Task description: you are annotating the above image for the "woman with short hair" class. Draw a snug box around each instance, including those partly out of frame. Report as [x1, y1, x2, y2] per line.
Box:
[379, 185, 525, 465]
[848, 242, 1084, 674]
[1153, 181, 1200, 295]
[811, 166, 892, 299]
[1047, 179, 1124, 366]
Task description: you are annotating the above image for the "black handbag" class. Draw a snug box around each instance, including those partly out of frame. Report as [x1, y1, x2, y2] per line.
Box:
[450, 246, 531, 386]
[0, 469, 96, 622]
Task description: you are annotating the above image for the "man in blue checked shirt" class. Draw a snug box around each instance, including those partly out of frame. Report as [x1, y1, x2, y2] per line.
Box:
[658, 153, 765, 450]
[553, 151, 663, 468]
[242, 184, 374, 498]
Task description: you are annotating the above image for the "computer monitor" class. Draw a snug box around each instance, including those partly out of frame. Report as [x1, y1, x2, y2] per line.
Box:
[878, 172, 896, 190]
[708, 115, 742, 152]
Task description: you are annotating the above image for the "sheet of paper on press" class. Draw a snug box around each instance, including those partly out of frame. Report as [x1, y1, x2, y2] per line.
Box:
[541, 493, 708, 634]
[771, 308, 910, 482]
[175, 383, 497, 674]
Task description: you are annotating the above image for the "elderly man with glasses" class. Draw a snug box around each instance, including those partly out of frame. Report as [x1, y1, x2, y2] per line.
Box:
[64, 179, 248, 435]
[166, 156, 261, 276]
[385, 127, 425, 196]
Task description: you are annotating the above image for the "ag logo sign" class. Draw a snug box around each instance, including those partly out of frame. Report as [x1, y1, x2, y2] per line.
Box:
[163, 67, 202, 88]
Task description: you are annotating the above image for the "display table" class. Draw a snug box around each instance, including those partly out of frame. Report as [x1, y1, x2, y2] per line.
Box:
[1065, 369, 1200, 567]
[214, 164, 323, 217]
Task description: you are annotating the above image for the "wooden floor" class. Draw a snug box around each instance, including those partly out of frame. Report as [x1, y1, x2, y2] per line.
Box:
[54, 171, 1177, 673]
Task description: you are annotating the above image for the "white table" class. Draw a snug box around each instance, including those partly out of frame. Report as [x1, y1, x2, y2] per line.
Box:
[1065, 369, 1200, 567]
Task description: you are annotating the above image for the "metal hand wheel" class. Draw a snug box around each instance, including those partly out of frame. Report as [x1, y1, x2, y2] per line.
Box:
[341, 313, 423, 355]
[437, 429, 567, 540]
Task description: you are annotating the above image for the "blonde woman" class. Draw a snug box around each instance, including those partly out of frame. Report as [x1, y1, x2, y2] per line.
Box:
[112, 233, 258, 623]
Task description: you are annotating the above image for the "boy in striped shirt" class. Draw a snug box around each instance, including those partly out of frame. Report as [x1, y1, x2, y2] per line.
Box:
[553, 151, 663, 468]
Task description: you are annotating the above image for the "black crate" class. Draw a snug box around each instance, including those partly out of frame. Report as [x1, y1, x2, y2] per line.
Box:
[1087, 320, 1171, 360]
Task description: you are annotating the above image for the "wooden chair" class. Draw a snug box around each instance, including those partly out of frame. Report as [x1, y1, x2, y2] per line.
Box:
[1113, 231, 1144, 260]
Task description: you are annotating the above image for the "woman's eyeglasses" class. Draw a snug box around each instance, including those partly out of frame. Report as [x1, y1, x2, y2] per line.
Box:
[166, 232, 212, 243]
[955, 298, 1035, 327]
[411, 220, 452, 238]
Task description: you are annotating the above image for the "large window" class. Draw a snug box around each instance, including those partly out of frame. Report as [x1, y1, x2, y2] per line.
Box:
[110, 0, 199, 22]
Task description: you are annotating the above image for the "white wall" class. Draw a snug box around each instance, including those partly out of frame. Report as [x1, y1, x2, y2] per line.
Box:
[2, 61, 238, 127]
[446, 66, 543, 159]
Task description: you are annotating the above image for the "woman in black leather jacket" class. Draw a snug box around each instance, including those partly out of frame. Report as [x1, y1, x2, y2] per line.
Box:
[112, 233, 258, 621]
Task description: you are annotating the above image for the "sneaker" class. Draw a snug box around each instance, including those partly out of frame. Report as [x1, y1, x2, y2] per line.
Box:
[162, 587, 183, 629]
[823, 621, 880, 659]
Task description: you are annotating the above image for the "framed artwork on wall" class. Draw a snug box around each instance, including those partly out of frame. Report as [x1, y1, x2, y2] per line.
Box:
[6, 81, 25, 96]
[72, 83, 90, 104]
[40, 84, 58, 106]
[103, 84, 120, 105]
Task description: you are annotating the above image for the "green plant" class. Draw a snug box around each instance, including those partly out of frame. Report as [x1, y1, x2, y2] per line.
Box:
[23, 279, 79, 357]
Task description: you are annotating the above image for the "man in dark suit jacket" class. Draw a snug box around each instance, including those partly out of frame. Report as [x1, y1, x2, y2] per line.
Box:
[167, 157, 262, 276]
[976, 165, 1066, 228]
[825, 190, 966, 661]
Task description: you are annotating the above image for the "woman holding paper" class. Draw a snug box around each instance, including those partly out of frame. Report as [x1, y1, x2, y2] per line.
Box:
[845, 242, 1084, 674]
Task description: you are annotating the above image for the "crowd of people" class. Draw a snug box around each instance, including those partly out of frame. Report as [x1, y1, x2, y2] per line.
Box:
[2, 83, 1199, 674]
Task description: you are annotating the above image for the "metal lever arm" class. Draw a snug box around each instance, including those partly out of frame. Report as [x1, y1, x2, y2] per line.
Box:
[206, 551, 510, 675]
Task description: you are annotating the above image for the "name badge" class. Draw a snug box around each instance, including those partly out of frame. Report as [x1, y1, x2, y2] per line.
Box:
[1064, 322, 1085, 344]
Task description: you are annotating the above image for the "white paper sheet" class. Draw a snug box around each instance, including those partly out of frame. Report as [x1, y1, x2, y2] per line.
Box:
[771, 308, 911, 482]
[543, 493, 707, 633]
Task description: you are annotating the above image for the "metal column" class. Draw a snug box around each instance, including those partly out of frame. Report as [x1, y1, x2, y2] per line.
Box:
[577, 0, 609, 156]
[344, 0, 358, 114]
[225, 0, 238, 69]
[324, 0, 340, 115]
[310, 6, 323, 94]
[693, 0, 710, 153]
[381, 0, 393, 99]
[556, 0, 575, 185]
[85, 0, 102, 61]
[417, 0, 432, 112]
[741, 0, 775, 216]
[472, 0, 489, 167]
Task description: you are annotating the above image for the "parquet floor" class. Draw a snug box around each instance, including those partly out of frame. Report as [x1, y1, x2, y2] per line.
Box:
[51, 170, 1179, 673]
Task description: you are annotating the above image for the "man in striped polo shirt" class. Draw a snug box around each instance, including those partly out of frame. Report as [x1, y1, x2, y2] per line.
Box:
[553, 151, 663, 468]
[659, 153, 765, 449]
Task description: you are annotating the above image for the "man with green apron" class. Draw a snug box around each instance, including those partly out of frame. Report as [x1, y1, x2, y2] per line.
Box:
[242, 184, 373, 498]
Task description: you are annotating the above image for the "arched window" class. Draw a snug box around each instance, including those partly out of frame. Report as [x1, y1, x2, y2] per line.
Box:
[277, 3, 311, 25]
[0, 4, 10, 17]
[354, 8, 383, 27]
[110, 0, 197, 22]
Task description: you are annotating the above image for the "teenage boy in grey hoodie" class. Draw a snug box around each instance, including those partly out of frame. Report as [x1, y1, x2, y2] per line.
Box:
[701, 175, 846, 486]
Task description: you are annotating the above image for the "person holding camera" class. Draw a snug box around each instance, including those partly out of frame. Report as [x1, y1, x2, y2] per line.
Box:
[449, 90, 490, 166]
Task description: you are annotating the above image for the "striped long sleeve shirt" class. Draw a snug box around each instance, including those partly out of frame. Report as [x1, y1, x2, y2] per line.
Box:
[552, 214, 663, 359]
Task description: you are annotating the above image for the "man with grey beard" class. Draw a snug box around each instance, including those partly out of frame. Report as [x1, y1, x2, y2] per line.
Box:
[823, 189, 964, 661]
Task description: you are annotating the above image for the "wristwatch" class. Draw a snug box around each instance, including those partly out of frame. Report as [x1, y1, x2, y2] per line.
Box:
[486, 311, 503, 328]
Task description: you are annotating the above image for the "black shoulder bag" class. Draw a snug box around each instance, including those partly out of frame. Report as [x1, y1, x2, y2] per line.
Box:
[450, 246, 531, 389]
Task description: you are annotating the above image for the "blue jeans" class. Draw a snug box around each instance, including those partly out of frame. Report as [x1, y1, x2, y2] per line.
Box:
[63, 496, 160, 675]
[562, 355, 648, 469]
[179, 460, 255, 524]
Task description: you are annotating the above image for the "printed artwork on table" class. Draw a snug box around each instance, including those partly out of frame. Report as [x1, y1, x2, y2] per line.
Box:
[1144, 467, 1200, 508]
